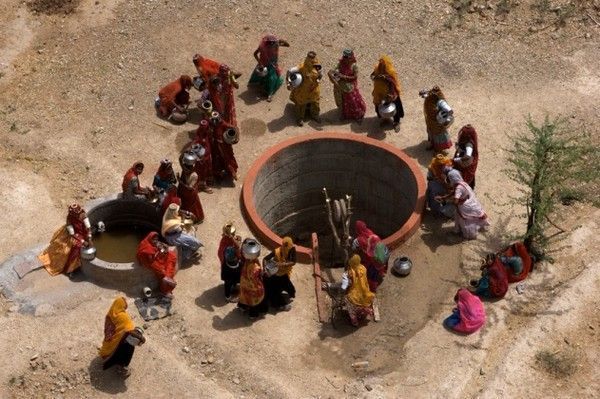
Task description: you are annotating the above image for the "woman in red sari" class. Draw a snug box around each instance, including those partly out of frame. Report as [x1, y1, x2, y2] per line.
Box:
[160, 184, 181, 217]
[192, 119, 214, 192]
[453, 124, 479, 189]
[122, 161, 152, 200]
[209, 115, 239, 181]
[328, 49, 366, 122]
[136, 232, 178, 297]
[208, 64, 239, 127]
[354, 220, 388, 292]
[177, 157, 205, 223]
[217, 222, 242, 264]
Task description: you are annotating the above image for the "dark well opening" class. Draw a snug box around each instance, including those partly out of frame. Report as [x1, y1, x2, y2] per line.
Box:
[251, 137, 420, 264]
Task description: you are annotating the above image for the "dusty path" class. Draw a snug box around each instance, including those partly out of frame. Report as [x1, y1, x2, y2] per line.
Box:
[1, 0, 599, 398]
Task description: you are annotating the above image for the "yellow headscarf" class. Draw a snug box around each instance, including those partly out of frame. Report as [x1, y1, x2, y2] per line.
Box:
[290, 52, 321, 104]
[372, 55, 402, 105]
[161, 203, 182, 236]
[346, 254, 375, 307]
[428, 154, 452, 181]
[99, 297, 135, 359]
[275, 236, 295, 276]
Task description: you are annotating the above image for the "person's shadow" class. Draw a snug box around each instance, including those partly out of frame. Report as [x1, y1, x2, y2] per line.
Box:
[267, 103, 297, 133]
[211, 309, 253, 331]
[238, 88, 263, 106]
[403, 140, 436, 168]
[88, 357, 127, 394]
[194, 285, 230, 312]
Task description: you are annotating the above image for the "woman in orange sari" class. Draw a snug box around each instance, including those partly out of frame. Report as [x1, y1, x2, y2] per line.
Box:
[371, 55, 404, 132]
[38, 204, 92, 277]
[237, 239, 267, 319]
[136, 232, 178, 298]
[99, 297, 145, 378]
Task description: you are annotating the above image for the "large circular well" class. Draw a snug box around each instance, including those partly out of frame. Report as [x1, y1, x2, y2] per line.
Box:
[242, 132, 426, 262]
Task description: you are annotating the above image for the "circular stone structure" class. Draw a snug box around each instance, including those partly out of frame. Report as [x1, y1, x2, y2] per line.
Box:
[81, 197, 164, 291]
[242, 132, 426, 263]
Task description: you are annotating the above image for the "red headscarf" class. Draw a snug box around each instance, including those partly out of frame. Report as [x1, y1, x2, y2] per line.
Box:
[258, 35, 280, 72]
[122, 161, 143, 193]
[161, 185, 181, 216]
[455, 125, 479, 185]
[355, 220, 381, 258]
[453, 289, 486, 334]
[156, 159, 174, 180]
[136, 232, 177, 280]
[66, 203, 87, 235]
[487, 257, 509, 298]
[338, 51, 357, 77]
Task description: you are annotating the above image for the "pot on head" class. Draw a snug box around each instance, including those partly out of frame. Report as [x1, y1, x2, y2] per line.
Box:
[201, 100, 213, 114]
[287, 72, 303, 88]
[80, 246, 97, 260]
[242, 238, 261, 260]
[378, 101, 397, 119]
[181, 152, 197, 167]
[392, 256, 412, 277]
[223, 127, 239, 145]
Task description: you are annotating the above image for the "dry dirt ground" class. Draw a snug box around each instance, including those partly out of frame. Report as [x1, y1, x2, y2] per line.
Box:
[0, 0, 599, 398]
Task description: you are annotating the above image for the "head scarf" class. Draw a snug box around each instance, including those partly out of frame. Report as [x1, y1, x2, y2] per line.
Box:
[355, 220, 381, 258]
[161, 203, 182, 236]
[428, 154, 453, 181]
[457, 124, 478, 150]
[99, 297, 135, 358]
[346, 254, 375, 307]
[258, 34, 280, 68]
[373, 55, 401, 95]
[299, 52, 321, 78]
[424, 86, 445, 119]
[179, 75, 193, 89]
[446, 169, 464, 186]
[156, 159, 174, 180]
[281, 236, 294, 259]
[452, 289, 486, 334]
[122, 161, 144, 192]
[487, 257, 509, 298]
[67, 203, 85, 224]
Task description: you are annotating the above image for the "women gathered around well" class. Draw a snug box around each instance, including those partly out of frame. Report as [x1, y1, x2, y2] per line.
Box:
[39, 203, 93, 277]
[249, 34, 290, 102]
[328, 49, 366, 122]
[238, 238, 268, 319]
[436, 169, 490, 240]
[371, 55, 404, 132]
[287, 51, 323, 126]
[137, 232, 178, 298]
[353, 220, 389, 293]
[177, 153, 205, 223]
[122, 161, 155, 201]
[263, 236, 297, 311]
[99, 297, 145, 378]
[344, 254, 376, 327]
[443, 288, 486, 334]
[161, 203, 202, 261]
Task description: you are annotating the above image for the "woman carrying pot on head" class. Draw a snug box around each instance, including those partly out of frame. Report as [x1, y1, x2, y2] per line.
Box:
[177, 152, 204, 223]
[136, 232, 178, 299]
[420, 86, 453, 152]
[238, 238, 268, 319]
[371, 55, 404, 132]
[453, 124, 479, 189]
[344, 254, 375, 327]
[249, 34, 290, 102]
[263, 236, 297, 311]
[99, 297, 145, 378]
[328, 49, 366, 122]
[161, 203, 202, 261]
[39, 203, 93, 278]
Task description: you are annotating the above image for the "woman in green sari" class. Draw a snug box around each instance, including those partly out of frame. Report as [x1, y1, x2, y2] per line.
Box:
[248, 35, 290, 102]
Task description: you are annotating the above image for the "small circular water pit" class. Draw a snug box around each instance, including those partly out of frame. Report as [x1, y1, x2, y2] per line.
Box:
[242, 132, 426, 263]
[82, 197, 164, 292]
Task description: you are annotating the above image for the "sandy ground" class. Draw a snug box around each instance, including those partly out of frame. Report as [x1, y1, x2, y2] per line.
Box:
[0, 0, 599, 398]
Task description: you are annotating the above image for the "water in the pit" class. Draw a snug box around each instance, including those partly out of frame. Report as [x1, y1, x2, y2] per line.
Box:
[93, 226, 150, 263]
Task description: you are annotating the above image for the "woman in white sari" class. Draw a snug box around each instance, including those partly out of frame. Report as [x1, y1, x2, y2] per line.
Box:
[437, 169, 490, 239]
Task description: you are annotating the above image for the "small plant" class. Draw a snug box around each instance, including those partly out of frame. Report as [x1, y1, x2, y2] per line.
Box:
[504, 116, 599, 258]
[535, 350, 577, 377]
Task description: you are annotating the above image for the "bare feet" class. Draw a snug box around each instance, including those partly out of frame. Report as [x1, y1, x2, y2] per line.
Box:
[266, 95, 273, 102]
[393, 123, 400, 132]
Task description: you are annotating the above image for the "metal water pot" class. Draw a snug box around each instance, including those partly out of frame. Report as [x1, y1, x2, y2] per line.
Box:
[392, 256, 412, 277]
[287, 72, 303, 88]
[242, 238, 261, 260]
[80, 246, 97, 261]
[378, 101, 397, 119]
[255, 65, 268, 77]
[436, 99, 454, 126]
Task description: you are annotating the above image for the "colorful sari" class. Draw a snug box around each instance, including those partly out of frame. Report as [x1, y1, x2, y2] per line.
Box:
[193, 120, 214, 185]
[453, 125, 479, 188]
[39, 204, 89, 275]
[99, 297, 136, 359]
[345, 254, 375, 326]
[448, 170, 489, 240]
[218, 234, 240, 264]
[238, 259, 265, 307]
[423, 86, 453, 152]
[210, 120, 238, 180]
[426, 155, 454, 217]
[444, 289, 486, 334]
[248, 35, 285, 97]
[177, 169, 204, 222]
[475, 257, 509, 299]
[355, 220, 387, 292]
[333, 52, 366, 121]
[503, 242, 533, 283]
[157, 76, 192, 117]
[193, 54, 221, 82]
[208, 65, 237, 127]
[136, 232, 177, 295]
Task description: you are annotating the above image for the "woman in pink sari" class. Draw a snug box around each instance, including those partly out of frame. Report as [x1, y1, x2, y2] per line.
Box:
[443, 288, 486, 334]
[354, 220, 388, 292]
[437, 169, 489, 240]
[328, 49, 366, 122]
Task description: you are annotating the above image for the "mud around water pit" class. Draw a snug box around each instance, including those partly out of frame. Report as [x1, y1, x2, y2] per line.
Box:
[27, 0, 80, 15]
[307, 221, 464, 376]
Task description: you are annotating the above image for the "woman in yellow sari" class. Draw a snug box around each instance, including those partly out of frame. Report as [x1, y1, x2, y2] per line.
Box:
[287, 51, 322, 126]
[345, 254, 375, 326]
[263, 236, 297, 311]
[99, 297, 145, 377]
[371, 55, 404, 132]
[238, 239, 268, 319]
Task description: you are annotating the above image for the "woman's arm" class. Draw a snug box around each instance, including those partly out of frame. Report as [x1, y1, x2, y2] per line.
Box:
[253, 48, 260, 64]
